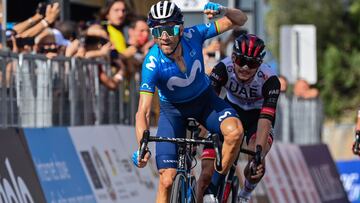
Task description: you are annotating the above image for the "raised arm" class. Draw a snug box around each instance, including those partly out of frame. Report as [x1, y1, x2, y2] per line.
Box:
[18, 3, 59, 38]
[203, 2, 247, 34]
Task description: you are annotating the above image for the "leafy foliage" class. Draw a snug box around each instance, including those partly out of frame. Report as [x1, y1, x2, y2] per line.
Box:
[266, 0, 360, 118]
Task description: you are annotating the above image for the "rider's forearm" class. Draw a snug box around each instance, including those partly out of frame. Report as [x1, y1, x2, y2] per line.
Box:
[135, 110, 150, 145]
[223, 7, 247, 27]
[255, 118, 272, 156]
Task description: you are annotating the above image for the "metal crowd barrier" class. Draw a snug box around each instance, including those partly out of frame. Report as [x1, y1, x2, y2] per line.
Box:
[274, 93, 324, 144]
[0, 51, 139, 128]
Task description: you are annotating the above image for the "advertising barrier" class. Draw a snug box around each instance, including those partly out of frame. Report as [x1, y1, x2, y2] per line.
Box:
[300, 144, 349, 203]
[262, 144, 298, 203]
[276, 143, 321, 203]
[69, 125, 158, 203]
[337, 160, 360, 203]
[23, 128, 96, 203]
[113, 125, 158, 197]
[0, 129, 47, 203]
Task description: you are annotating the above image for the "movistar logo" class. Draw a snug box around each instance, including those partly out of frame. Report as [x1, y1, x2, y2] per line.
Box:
[183, 28, 195, 39]
[166, 60, 201, 91]
[146, 56, 157, 71]
[218, 111, 231, 121]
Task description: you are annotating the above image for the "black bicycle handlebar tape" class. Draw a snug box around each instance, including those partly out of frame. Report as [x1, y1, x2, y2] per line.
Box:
[212, 133, 223, 171]
[139, 130, 150, 159]
[250, 145, 263, 175]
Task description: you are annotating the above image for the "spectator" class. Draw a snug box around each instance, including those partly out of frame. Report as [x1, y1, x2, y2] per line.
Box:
[83, 24, 124, 90]
[293, 79, 319, 99]
[127, 16, 153, 60]
[279, 75, 288, 93]
[35, 28, 61, 59]
[17, 2, 60, 38]
[124, 16, 154, 78]
[100, 0, 137, 58]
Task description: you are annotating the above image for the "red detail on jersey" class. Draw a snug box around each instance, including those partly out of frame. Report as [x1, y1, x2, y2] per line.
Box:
[201, 148, 216, 159]
[248, 35, 256, 56]
[260, 107, 276, 117]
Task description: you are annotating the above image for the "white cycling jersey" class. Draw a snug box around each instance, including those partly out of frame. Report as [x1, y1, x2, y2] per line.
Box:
[210, 56, 278, 111]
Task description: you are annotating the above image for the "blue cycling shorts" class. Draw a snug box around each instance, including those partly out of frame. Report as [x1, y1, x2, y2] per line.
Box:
[155, 87, 238, 169]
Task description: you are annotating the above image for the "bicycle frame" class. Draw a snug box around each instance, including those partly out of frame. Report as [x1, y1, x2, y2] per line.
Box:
[139, 120, 222, 203]
[216, 140, 257, 203]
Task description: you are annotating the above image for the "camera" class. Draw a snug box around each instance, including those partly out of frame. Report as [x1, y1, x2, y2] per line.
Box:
[36, 2, 48, 17]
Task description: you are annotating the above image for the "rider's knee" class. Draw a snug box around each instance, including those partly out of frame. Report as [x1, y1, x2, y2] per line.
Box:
[221, 118, 243, 145]
[159, 170, 176, 189]
[159, 174, 174, 189]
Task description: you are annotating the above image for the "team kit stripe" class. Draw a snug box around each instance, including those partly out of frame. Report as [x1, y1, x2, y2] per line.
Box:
[215, 21, 220, 34]
[261, 107, 276, 116]
[140, 91, 154, 95]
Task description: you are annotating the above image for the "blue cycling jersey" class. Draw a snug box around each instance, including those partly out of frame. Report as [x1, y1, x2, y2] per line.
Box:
[140, 22, 219, 103]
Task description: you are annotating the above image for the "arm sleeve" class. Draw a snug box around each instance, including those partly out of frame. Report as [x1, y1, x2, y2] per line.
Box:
[195, 22, 220, 43]
[259, 76, 281, 121]
[209, 62, 228, 95]
[139, 54, 158, 94]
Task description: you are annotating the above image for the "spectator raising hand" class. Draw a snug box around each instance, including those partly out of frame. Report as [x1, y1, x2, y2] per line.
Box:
[19, 2, 60, 38]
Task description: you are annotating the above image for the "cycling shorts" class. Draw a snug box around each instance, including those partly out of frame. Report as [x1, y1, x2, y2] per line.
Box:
[201, 109, 275, 160]
[155, 87, 238, 169]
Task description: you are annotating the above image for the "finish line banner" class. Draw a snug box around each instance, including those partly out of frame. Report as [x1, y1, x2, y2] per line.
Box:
[23, 128, 96, 203]
[337, 160, 360, 203]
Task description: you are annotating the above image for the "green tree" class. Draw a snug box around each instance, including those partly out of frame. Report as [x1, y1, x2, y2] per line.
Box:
[266, 0, 360, 118]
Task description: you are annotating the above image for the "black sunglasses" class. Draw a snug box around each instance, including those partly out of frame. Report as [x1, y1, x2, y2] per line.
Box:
[233, 54, 262, 69]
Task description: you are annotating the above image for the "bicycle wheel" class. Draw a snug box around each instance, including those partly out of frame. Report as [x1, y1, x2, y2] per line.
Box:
[170, 174, 187, 203]
[230, 176, 240, 203]
[189, 175, 197, 202]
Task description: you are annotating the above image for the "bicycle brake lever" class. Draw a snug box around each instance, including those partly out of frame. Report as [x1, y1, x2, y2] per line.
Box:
[139, 130, 150, 159]
[250, 145, 262, 176]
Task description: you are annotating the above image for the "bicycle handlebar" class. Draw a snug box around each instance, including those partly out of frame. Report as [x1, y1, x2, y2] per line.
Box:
[139, 130, 223, 171]
[139, 130, 150, 160]
[211, 133, 222, 171]
[250, 145, 263, 175]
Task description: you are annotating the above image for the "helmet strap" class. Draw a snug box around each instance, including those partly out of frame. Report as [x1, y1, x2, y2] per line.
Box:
[166, 37, 181, 57]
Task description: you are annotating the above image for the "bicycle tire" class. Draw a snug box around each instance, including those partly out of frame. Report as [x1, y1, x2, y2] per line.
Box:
[170, 174, 187, 203]
[189, 175, 197, 202]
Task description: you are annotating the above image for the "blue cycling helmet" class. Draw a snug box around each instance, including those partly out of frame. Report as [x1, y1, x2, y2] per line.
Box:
[233, 34, 266, 60]
[147, 1, 184, 28]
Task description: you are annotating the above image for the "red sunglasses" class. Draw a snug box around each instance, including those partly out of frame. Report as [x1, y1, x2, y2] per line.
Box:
[233, 54, 262, 69]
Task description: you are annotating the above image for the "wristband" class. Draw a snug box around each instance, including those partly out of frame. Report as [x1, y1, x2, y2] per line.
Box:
[40, 19, 49, 28]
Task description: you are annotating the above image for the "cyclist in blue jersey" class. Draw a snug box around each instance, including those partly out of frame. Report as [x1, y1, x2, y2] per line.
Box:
[132, 1, 248, 202]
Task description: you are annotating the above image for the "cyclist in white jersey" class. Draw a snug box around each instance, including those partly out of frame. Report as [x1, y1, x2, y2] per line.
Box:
[197, 34, 281, 203]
